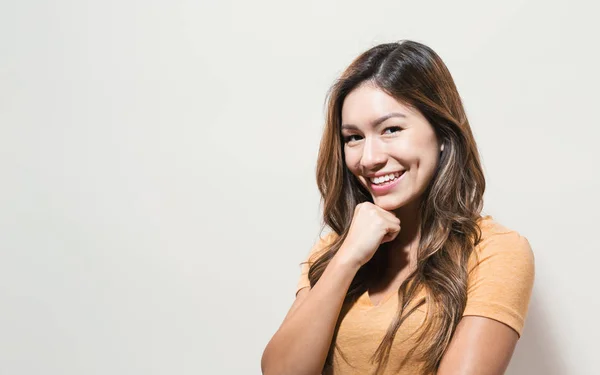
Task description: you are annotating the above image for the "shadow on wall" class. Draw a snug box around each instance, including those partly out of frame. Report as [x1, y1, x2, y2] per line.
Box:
[506, 291, 567, 375]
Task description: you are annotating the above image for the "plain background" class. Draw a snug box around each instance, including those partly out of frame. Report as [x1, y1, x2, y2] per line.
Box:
[1, 0, 599, 374]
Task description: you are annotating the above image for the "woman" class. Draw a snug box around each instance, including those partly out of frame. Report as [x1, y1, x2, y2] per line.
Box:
[261, 40, 535, 375]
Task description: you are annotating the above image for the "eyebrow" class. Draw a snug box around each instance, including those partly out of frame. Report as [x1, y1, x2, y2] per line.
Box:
[341, 112, 407, 131]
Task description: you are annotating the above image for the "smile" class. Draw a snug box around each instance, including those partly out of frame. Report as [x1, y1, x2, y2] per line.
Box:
[368, 171, 406, 193]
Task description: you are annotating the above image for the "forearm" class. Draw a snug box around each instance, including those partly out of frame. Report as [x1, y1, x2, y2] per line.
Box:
[261, 253, 360, 375]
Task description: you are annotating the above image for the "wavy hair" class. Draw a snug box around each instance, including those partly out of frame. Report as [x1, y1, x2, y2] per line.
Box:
[307, 40, 486, 374]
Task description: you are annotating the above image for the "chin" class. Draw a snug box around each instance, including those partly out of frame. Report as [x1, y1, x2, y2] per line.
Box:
[372, 196, 405, 211]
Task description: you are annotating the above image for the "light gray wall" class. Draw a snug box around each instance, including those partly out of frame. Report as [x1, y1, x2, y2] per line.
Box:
[1, 0, 598, 374]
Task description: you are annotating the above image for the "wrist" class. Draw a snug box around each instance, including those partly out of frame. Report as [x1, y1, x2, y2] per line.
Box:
[331, 249, 362, 273]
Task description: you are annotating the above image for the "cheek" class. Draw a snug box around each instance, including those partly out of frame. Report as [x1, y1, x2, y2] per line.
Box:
[408, 135, 439, 162]
[344, 152, 367, 184]
[344, 150, 358, 170]
[414, 148, 441, 179]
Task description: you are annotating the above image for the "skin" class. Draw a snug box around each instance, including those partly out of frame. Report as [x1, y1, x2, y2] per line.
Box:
[339, 82, 519, 374]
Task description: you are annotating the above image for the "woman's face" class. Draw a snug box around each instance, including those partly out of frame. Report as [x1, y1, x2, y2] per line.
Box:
[341, 82, 442, 211]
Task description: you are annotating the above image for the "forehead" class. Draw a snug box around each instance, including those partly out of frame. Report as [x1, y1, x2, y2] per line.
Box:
[341, 83, 416, 124]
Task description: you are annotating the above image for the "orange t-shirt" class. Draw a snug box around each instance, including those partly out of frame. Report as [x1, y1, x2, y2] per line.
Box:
[295, 215, 535, 374]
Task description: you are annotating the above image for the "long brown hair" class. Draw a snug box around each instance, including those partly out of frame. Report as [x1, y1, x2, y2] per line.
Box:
[308, 40, 486, 374]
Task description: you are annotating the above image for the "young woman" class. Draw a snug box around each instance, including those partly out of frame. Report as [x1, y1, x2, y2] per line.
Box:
[261, 40, 535, 375]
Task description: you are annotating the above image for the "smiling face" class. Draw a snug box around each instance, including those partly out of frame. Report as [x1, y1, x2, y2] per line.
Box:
[341, 82, 443, 211]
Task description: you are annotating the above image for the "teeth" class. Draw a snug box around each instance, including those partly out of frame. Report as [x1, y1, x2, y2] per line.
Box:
[370, 172, 402, 185]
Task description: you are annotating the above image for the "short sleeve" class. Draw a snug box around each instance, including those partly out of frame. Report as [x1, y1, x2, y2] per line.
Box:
[463, 231, 535, 337]
[295, 231, 338, 296]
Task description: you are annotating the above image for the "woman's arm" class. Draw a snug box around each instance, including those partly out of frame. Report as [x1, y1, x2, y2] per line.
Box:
[261, 252, 360, 375]
[437, 316, 519, 375]
[437, 230, 534, 374]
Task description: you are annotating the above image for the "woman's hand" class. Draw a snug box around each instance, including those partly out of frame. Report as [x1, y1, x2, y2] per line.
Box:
[337, 202, 401, 267]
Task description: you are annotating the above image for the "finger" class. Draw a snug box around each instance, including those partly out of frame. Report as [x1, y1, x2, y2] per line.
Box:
[388, 223, 401, 239]
[375, 206, 400, 223]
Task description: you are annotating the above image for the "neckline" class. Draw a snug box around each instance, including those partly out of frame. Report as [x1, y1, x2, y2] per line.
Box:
[356, 218, 493, 310]
[364, 289, 396, 308]
[355, 287, 399, 309]
[360, 282, 427, 310]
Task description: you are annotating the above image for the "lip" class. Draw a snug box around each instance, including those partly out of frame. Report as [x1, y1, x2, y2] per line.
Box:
[369, 171, 406, 194]
[366, 170, 405, 178]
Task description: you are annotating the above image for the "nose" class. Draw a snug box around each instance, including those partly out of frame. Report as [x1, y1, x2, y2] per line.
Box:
[360, 137, 387, 171]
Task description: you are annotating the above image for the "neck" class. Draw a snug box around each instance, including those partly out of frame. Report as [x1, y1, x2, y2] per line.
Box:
[386, 198, 422, 272]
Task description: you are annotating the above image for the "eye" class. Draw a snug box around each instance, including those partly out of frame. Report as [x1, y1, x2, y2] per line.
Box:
[342, 127, 402, 144]
[343, 134, 361, 143]
[384, 126, 401, 134]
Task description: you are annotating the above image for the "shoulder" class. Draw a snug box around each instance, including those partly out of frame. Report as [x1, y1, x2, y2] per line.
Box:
[469, 215, 535, 273]
[463, 215, 536, 336]
[295, 230, 339, 295]
[304, 230, 339, 264]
